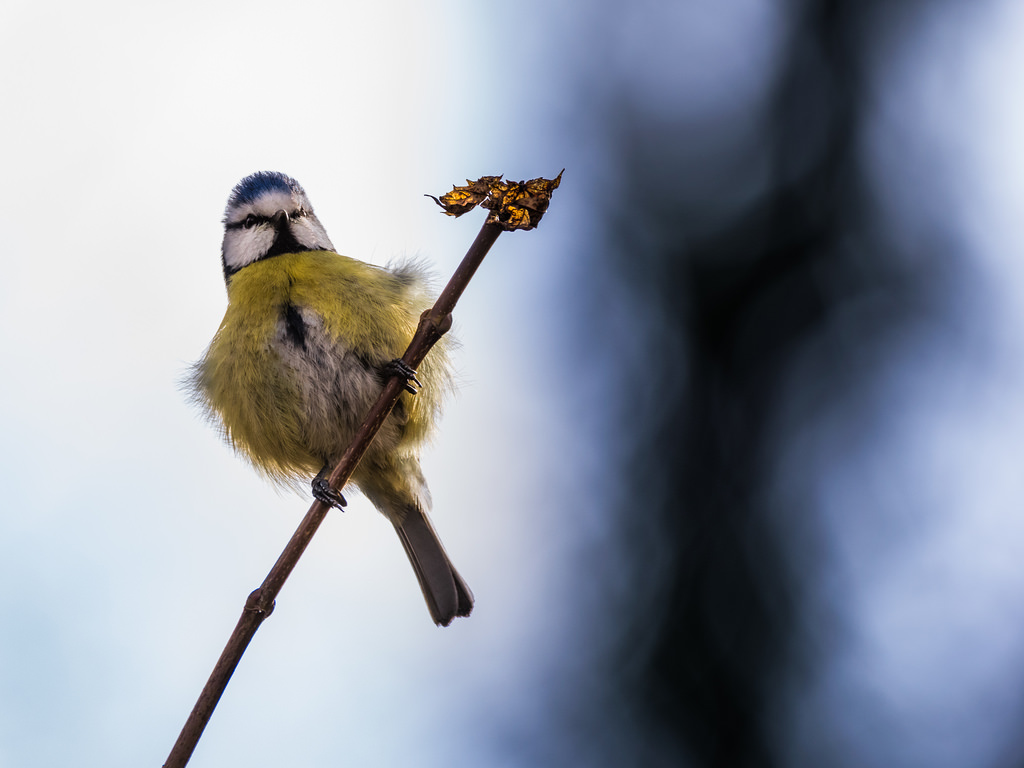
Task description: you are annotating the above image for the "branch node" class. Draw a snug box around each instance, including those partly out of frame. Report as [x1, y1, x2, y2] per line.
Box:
[415, 308, 453, 347]
[244, 589, 275, 618]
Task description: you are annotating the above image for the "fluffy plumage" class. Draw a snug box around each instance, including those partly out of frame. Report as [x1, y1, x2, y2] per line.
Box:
[187, 172, 473, 626]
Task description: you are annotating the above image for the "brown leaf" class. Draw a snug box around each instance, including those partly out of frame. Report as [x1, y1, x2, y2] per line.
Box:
[486, 170, 564, 231]
[428, 170, 563, 229]
[426, 176, 503, 217]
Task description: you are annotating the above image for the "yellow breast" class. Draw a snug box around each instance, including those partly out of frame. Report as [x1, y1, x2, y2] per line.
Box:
[190, 251, 449, 486]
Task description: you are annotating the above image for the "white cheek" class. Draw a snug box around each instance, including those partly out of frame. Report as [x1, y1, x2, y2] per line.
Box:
[292, 219, 335, 251]
[222, 227, 276, 271]
[221, 227, 276, 272]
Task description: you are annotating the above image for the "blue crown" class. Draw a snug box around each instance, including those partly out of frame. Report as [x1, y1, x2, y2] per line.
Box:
[227, 171, 305, 210]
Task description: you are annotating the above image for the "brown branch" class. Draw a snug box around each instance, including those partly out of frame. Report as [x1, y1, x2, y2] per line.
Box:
[164, 170, 560, 768]
[163, 222, 502, 768]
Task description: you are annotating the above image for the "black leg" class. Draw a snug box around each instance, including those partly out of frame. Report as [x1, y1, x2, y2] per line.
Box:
[382, 358, 421, 395]
[311, 465, 346, 510]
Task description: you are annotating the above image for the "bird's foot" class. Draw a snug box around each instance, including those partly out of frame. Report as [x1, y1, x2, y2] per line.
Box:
[312, 478, 347, 510]
[383, 359, 421, 395]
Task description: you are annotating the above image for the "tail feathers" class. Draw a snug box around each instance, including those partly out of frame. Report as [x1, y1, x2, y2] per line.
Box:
[394, 506, 473, 626]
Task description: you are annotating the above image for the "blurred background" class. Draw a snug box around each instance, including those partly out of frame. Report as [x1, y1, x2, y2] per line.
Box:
[2, 0, 1024, 766]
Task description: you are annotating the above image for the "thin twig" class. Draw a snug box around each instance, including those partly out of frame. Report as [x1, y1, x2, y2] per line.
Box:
[163, 222, 502, 768]
[164, 169, 561, 767]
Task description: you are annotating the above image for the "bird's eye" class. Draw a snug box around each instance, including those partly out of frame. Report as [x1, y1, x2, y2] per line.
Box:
[244, 214, 259, 228]
[294, 208, 307, 218]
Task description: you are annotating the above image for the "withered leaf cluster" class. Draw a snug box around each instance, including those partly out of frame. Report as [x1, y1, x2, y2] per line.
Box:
[428, 170, 563, 231]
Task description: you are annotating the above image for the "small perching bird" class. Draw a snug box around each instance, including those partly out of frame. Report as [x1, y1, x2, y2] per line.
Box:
[187, 171, 473, 626]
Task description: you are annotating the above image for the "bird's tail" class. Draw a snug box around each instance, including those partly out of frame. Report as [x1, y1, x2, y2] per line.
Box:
[393, 504, 474, 626]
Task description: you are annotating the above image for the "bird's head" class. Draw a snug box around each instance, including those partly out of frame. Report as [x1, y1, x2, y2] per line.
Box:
[221, 171, 335, 281]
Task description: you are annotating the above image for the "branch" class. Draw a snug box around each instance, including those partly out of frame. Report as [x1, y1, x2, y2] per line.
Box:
[163, 171, 561, 768]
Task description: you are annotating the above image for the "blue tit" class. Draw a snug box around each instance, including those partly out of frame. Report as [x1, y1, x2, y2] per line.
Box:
[187, 171, 473, 626]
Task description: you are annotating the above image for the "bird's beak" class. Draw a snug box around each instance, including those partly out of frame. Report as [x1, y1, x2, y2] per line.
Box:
[271, 210, 289, 229]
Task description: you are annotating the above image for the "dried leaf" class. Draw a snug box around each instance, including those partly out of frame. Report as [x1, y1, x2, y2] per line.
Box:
[427, 176, 503, 217]
[428, 170, 563, 230]
[485, 170, 564, 231]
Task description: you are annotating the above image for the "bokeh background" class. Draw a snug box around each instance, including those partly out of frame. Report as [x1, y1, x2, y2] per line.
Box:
[3, 0, 1024, 766]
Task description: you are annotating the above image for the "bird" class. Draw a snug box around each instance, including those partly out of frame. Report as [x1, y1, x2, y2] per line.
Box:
[187, 171, 473, 626]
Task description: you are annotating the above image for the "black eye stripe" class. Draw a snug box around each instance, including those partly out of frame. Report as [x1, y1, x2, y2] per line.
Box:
[225, 210, 307, 230]
[226, 217, 264, 231]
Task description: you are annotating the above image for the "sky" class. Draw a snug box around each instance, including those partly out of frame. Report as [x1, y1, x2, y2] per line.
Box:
[2, 1, 1024, 767]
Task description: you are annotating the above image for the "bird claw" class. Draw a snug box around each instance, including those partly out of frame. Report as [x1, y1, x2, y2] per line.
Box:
[312, 478, 347, 510]
[384, 359, 421, 395]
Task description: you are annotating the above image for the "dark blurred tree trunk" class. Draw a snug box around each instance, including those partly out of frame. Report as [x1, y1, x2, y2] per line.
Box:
[581, 1, 928, 765]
